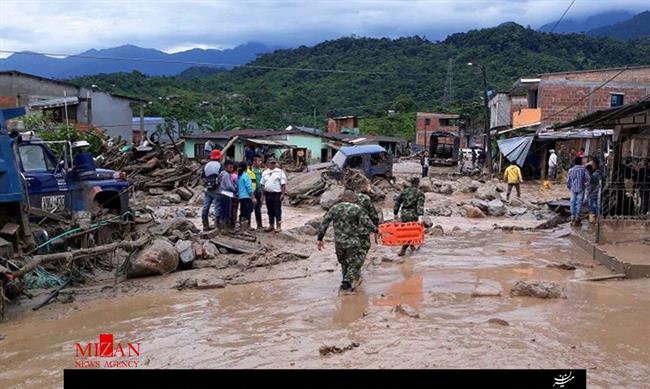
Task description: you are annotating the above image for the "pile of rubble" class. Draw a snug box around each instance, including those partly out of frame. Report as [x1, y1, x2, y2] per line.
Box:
[287, 168, 387, 209]
[100, 140, 201, 192]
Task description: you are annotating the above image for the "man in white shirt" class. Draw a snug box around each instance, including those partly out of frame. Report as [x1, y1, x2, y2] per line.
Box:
[261, 158, 288, 232]
[548, 149, 558, 181]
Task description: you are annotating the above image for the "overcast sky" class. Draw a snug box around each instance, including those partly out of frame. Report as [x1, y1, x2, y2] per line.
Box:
[1, 0, 648, 56]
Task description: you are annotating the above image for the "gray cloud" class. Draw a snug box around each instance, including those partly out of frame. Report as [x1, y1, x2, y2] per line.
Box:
[0, 0, 648, 55]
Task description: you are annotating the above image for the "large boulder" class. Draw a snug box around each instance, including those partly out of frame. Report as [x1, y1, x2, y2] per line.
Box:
[128, 238, 179, 278]
[487, 200, 506, 216]
[320, 185, 346, 210]
[456, 177, 481, 193]
[469, 199, 489, 213]
[475, 182, 500, 201]
[463, 205, 486, 218]
[287, 171, 324, 197]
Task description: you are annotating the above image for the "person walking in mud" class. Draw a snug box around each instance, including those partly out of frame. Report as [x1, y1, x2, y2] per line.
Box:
[356, 192, 379, 258]
[566, 157, 591, 226]
[317, 190, 378, 291]
[261, 158, 288, 232]
[503, 160, 523, 201]
[393, 176, 425, 257]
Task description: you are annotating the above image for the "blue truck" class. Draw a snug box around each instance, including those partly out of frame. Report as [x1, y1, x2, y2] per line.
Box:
[0, 107, 130, 256]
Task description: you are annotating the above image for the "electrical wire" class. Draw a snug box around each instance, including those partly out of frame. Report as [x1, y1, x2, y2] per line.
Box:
[549, 0, 577, 34]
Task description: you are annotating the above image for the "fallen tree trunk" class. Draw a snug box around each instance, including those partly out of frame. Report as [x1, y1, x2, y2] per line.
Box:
[11, 237, 150, 278]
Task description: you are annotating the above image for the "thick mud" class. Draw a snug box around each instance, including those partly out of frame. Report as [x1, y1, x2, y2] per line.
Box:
[1, 230, 648, 389]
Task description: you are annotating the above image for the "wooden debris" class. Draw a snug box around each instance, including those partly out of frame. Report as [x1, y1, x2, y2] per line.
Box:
[575, 274, 626, 282]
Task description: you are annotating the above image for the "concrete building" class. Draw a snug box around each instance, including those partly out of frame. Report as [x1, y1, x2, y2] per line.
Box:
[0, 70, 146, 142]
[415, 112, 461, 146]
[327, 116, 358, 134]
[511, 65, 650, 130]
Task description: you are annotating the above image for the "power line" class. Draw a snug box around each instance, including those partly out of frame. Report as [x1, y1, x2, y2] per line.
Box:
[549, 0, 577, 33]
[540, 67, 627, 123]
[0, 49, 390, 76]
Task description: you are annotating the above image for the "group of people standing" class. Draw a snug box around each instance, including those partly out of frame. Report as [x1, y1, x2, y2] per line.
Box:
[201, 148, 287, 233]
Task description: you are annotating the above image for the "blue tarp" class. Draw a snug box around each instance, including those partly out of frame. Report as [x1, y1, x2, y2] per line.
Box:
[497, 136, 534, 167]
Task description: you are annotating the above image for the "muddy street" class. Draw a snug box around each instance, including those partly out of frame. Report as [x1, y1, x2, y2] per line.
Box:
[1, 227, 648, 389]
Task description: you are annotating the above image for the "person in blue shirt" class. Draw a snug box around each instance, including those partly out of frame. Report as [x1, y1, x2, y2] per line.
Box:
[237, 161, 257, 231]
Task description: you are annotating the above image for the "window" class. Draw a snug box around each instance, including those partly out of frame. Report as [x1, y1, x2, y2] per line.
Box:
[370, 152, 387, 166]
[424, 118, 431, 127]
[194, 143, 207, 159]
[347, 156, 363, 169]
[610, 93, 624, 107]
[20, 145, 55, 172]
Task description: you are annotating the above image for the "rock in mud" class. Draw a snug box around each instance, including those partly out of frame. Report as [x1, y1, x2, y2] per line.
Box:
[128, 238, 180, 278]
[471, 280, 503, 297]
[508, 198, 524, 207]
[507, 207, 528, 216]
[426, 207, 453, 217]
[174, 240, 195, 266]
[419, 183, 433, 193]
[393, 304, 420, 318]
[510, 280, 565, 299]
[456, 177, 481, 193]
[201, 241, 219, 259]
[162, 192, 182, 204]
[475, 183, 500, 201]
[319, 342, 360, 356]
[487, 318, 509, 326]
[175, 278, 198, 290]
[421, 215, 433, 228]
[463, 205, 486, 219]
[319, 185, 345, 210]
[196, 278, 226, 289]
[148, 188, 164, 196]
[429, 225, 444, 236]
[175, 187, 194, 201]
[487, 200, 506, 216]
[469, 199, 489, 213]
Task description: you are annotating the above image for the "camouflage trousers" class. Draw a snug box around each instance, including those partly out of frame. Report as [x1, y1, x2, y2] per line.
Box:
[335, 244, 366, 283]
[359, 235, 371, 255]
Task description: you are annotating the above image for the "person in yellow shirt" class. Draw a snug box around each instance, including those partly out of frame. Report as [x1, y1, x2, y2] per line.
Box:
[503, 161, 523, 201]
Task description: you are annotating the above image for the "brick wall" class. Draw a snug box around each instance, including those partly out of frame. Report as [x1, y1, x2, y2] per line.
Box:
[0, 95, 17, 108]
[539, 67, 650, 127]
[539, 85, 648, 126]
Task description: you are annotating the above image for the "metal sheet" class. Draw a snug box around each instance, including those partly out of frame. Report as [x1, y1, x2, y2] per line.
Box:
[497, 136, 534, 167]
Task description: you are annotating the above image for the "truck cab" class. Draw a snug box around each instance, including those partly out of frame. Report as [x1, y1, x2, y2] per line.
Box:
[16, 132, 129, 218]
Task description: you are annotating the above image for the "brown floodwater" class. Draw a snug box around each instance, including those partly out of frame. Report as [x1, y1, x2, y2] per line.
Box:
[1, 230, 648, 389]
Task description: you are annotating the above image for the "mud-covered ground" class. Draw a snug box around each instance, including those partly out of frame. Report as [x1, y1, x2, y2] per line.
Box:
[1, 163, 648, 389]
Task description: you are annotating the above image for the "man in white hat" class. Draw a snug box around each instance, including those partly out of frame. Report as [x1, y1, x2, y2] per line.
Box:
[548, 149, 558, 181]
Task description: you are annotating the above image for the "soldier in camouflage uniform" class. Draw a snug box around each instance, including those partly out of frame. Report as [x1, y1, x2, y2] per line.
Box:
[393, 176, 425, 256]
[317, 190, 378, 291]
[356, 192, 379, 256]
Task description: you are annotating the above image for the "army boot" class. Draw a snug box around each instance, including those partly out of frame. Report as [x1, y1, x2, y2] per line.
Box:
[202, 215, 211, 231]
[398, 246, 408, 257]
[274, 221, 282, 233]
[264, 221, 275, 232]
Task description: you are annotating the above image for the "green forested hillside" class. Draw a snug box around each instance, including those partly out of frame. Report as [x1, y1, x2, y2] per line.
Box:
[69, 23, 650, 140]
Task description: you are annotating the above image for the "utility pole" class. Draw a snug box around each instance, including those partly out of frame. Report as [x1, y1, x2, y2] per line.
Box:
[468, 62, 493, 174]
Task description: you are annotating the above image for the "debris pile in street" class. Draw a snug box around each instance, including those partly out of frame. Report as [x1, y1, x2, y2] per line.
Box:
[100, 140, 201, 192]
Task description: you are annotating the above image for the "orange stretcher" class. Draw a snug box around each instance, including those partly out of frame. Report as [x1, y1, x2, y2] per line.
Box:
[378, 221, 425, 246]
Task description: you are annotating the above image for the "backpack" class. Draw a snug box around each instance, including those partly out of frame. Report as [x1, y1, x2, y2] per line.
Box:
[203, 165, 223, 191]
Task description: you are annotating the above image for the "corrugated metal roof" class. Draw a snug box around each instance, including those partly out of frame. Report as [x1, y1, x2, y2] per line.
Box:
[29, 96, 79, 109]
